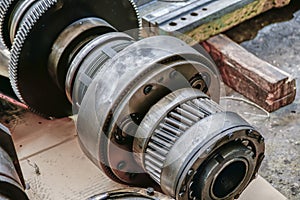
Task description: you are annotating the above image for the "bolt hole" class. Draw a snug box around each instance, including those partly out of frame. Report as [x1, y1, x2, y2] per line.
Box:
[144, 85, 153, 95]
[181, 17, 187, 21]
[158, 77, 164, 83]
[202, 8, 208, 11]
[169, 22, 177, 26]
[190, 12, 198, 16]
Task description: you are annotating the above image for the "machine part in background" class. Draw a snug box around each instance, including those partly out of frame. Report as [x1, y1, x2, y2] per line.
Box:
[137, 0, 257, 33]
[0, 0, 265, 199]
[0, 124, 28, 200]
[0, 0, 141, 117]
[87, 187, 174, 200]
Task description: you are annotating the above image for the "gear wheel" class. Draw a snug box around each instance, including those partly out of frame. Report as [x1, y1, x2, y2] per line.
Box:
[7, 0, 141, 117]
[0, 0, 16, 48]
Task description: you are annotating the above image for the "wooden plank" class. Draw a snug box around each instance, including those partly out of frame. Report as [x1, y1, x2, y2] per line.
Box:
[202, 34, 296, 112]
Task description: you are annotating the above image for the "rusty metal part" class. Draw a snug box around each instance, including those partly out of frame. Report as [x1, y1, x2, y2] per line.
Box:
[5, 0, 140, 117]
[87, 187, 174, 200]
[0, 124, 28, 200]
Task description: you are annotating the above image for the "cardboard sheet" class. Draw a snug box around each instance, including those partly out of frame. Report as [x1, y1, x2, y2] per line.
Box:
[7, 111, 286, 200]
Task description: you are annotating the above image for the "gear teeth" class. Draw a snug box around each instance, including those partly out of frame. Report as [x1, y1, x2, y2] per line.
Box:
[0, 0, 14, 49]
[144, 97, 223, 184]
[9, 0, 57, 114]
[128, 0, 142, 39]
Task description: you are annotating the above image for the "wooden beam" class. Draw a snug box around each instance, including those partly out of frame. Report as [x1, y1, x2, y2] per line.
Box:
[202, 34, 296, 112]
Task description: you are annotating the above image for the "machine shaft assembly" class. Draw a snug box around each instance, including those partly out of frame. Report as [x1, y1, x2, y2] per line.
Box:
[0, 124, 28, 200]
[0, 0, 265, 199]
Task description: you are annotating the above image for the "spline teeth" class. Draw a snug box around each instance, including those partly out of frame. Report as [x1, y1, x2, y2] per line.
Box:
[144, 97, 223, 184]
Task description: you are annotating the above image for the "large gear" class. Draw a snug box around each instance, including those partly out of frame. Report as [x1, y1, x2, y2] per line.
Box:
[8, 0, 141, 117]
[0, 0, 16, 48]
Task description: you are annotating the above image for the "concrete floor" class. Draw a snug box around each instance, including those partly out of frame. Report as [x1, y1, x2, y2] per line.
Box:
[225, 1, 300, 199]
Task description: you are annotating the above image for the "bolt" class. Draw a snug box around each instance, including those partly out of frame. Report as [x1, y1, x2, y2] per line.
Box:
[205, 148, 211, 154]
[143, 85, 153, 95]
[169, 70, 178, 79]
[259, 136, 265, 143]
[157, 77, 164, 83]
[179, 192, 185, 198]
[188, 169, 194, 176]
[146, 187, 155, 196]
[202, 72, 210, 84]
[114, 128, 126, 144]
[117, 161, 126, 170]
[246, 129, 253, 135]
[234, 193, 241, 199]
[130, 113, 141, 123]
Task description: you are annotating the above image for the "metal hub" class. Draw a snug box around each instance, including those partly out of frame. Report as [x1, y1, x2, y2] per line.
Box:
[133, 88, 264, 199]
